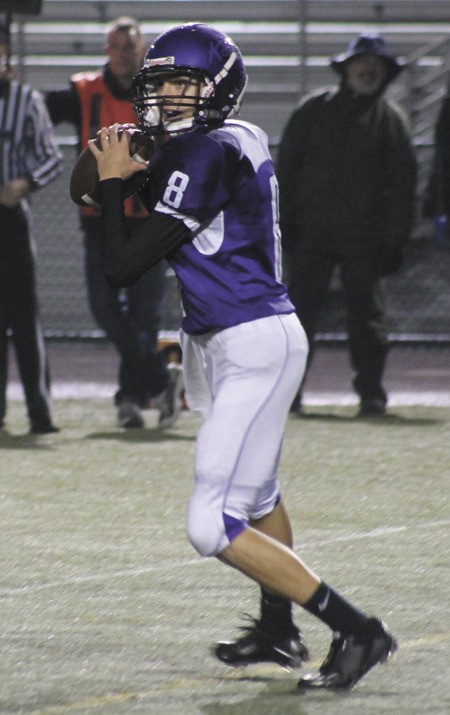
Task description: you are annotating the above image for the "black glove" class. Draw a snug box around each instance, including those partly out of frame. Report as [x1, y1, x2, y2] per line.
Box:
[376, 245, 403, 276]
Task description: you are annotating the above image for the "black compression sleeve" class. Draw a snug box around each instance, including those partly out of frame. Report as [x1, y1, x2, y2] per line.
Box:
[99, 178, 192, 287]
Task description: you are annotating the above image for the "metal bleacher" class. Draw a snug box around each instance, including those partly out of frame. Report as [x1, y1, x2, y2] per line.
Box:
[4, 0, 450, 340]
[10, 0, 450, 143]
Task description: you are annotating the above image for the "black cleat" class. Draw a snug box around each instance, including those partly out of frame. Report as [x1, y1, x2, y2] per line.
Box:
[213, 617, 309, 668]
[298, 618, 397, 690]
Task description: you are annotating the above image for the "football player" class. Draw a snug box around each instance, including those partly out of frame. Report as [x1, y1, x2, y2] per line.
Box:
[87, 23, 397, 690]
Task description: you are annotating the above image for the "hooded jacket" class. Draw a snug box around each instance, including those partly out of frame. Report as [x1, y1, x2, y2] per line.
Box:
[277, 82, 417, 259]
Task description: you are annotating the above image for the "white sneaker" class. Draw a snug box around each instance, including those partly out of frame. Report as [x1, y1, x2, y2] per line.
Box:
[158, 363, 184, 428]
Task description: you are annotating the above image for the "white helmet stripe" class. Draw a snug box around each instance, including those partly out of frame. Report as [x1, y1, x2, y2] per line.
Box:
[213, 52, 237, 86]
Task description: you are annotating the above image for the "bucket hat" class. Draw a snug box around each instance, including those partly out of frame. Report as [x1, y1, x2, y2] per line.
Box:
[331, 33, 404, 83]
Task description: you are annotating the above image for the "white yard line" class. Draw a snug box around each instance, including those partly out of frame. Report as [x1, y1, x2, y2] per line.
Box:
[1, 519, 448, 597]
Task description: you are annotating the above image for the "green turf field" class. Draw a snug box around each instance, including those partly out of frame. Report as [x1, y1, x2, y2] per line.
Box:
[1, 401, 449, 714]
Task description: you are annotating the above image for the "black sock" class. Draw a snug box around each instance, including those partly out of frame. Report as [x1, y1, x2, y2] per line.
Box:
[259, 588, 297, 636]
[303, 581, 368, 636]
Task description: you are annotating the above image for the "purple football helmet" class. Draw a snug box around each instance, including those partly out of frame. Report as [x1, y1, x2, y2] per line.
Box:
[132, 23, 248, 136]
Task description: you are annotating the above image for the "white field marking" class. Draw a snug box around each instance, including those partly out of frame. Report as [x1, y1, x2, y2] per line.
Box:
[0, 520, 448, 598]
[6, 382, 450, 405]
[0, 558, 202, 597]
[297, 520, 450, 548]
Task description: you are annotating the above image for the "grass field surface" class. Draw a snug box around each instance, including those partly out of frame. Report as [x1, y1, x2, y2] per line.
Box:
[1, 401, 449, 714]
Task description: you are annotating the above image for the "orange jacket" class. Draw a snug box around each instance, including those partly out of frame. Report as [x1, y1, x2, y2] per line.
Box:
[72, 70, 147, 218]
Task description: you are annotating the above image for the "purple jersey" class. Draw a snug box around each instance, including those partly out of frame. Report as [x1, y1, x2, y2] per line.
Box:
[146, 120, 294, 334]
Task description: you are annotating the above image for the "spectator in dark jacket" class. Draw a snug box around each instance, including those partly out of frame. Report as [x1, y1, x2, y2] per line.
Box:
[277, 33, 417, 416]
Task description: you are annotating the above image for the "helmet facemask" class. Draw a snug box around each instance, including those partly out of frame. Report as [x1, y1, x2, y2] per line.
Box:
[133, 67, 215, 137]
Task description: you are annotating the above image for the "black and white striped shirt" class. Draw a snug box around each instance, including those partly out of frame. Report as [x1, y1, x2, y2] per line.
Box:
[0, 79, 62, 189]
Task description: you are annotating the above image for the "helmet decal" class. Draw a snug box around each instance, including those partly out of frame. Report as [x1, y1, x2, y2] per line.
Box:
[145, 56, 175, 68]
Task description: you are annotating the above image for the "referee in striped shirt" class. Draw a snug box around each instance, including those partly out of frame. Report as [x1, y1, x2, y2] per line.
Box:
[0, 22, 62, 434]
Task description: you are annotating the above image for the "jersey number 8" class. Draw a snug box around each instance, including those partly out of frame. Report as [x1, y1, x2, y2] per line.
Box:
[163, 171, 190, 209]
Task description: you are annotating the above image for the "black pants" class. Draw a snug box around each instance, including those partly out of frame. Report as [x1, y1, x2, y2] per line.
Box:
[287, 250, 388, 404]
[0, 202, 54, 425]
[82, 216, 169, 407]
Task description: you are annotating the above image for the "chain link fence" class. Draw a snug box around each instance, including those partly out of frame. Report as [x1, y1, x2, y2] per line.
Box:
[32, 143, 450, 343]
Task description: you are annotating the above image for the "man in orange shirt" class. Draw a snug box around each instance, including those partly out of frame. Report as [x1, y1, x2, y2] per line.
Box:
[47, 17, 183, 429]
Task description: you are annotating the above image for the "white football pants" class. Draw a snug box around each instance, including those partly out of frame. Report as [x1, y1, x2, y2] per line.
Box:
[182, 312, 308, 557]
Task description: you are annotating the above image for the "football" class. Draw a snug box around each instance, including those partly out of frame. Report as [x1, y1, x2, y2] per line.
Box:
[69, 124, 152, 207]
